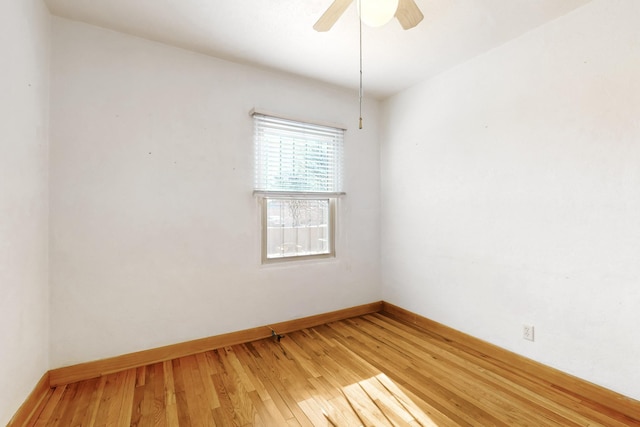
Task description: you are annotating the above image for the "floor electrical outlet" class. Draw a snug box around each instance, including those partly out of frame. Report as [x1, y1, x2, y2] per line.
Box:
[523, 325, 535, 341]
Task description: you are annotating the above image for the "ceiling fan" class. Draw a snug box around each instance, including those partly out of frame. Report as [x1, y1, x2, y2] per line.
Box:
[314, 0, 424, 31]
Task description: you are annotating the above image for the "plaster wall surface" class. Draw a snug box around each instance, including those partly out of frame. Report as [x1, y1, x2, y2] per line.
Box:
[381, 0, 640, 400]
[0, 0, 50, 423]
[49, 18, 381, 367]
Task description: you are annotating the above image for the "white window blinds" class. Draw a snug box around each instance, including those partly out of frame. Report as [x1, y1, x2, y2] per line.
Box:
[253, 113, 344, 193]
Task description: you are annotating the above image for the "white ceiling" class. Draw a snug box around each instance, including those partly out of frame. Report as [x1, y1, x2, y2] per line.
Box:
[44, 0, 592, 99]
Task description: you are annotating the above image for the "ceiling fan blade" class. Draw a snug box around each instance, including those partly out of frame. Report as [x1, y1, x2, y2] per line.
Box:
[395, 0, 424, 30]
[313, 0, 354, 32]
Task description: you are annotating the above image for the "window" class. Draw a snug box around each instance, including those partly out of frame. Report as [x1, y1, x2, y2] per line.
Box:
[253, 111, 344, 262]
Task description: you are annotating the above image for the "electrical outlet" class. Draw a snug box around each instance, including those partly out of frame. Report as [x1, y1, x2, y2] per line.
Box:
[523, 325, 535, 341]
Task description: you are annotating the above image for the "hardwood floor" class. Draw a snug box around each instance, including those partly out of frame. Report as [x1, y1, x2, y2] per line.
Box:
[29, 313, 640, 426]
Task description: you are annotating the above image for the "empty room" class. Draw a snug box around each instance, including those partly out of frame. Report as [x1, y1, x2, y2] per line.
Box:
[2, 0, 640, 425]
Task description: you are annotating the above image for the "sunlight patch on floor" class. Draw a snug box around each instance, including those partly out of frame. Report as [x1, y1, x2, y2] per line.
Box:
[299, 373, 439, 426]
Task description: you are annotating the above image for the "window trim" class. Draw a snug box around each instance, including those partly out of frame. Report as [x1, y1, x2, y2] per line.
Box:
[253, 190, 346, 198]
[252, 110, 345, 264]
[249, 108, 347, 131]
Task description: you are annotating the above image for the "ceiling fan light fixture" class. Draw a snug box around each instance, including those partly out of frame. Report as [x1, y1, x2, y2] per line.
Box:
[358, 0, 399, 27]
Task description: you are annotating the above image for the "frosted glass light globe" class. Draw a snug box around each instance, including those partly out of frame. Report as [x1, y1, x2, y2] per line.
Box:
[359, 0, 400, 27]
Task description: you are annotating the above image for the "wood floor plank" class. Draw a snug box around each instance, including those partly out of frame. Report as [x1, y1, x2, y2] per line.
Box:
[32, 313, 640, 426]
[46, 382, 80, 426]
[208, 349, 245, 426]
[324, 321, 480, 425]
[194, 352, 221, 410]
[131, 362, 152, 426]
[365, 313, 633, 426]
[116, 369, 137, 426]
[81, 375, 106, 427]
[216, 347, 258, 425]
[162, 360, 180, 427]
[32, 385, 66, 427]
[171, 358, 193, 427]
[345, 316, 583, 426]
[66, 377, 99, 426]
[237, 343, 314, 427]
[360, 314, 569, 421]
[374, 373, 445, 427]
[100, 370, 131, 427]
[231, 344, 272, 403]
[91, 372, 123, 427]
[147, 362, 168, 427]
[180, 355, 215, 427]
[129, 373, 145, 426]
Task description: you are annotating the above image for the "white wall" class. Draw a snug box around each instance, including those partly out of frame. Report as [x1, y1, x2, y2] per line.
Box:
[49, 18, 381, 368]
[0, 0, 50, 424]
[381, 0, 640, 399]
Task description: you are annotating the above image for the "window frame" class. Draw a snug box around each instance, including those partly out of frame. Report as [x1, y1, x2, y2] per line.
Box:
[260, 195, 337, 264]
[251, 110, 345, 264]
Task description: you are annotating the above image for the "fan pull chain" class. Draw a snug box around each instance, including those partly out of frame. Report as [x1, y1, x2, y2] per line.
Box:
[359, 0, 363, 130]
